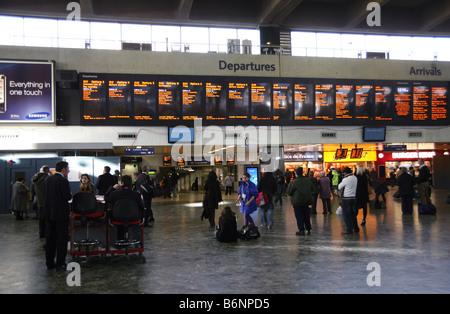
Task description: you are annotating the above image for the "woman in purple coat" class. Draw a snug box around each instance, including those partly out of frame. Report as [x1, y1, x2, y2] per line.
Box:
[237, 172, 259, 226]
[318, 171, 332, 214]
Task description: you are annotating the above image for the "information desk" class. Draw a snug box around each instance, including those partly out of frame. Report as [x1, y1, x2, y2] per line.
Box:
[69, 195, 144, 259]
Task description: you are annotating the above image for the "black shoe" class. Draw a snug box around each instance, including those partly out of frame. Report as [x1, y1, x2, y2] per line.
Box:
[47, 264, 56, 270]
[361, 219, 366, 226]
[296, 231, 305, 236]
[55, 263, 67, 271]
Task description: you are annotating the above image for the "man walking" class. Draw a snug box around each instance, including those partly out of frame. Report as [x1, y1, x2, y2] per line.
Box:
[338, 167, 359, 234]
[286, 167, 314, 235]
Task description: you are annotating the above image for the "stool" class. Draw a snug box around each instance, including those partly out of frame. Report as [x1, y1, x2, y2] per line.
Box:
[71, 192, 104, 258]
[109, 199, 144, 262]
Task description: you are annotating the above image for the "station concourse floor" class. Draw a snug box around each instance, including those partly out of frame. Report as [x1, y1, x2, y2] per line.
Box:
[0, 187, 449, 294]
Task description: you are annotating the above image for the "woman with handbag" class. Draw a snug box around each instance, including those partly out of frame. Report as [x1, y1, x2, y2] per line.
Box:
[203, 170, 222, 228]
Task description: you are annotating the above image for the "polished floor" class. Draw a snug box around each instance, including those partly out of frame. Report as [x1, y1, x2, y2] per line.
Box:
[1, 187, 450, 294]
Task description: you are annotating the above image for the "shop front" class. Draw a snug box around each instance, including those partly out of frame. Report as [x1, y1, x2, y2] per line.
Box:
[375, 149, 443, 183]
[284, 151, 324, 175]
[323, 143, 378, 174]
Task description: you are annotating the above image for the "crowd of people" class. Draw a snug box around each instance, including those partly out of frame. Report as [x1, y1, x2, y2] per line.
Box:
[209, 159, 433, 241]
[9, 158, 433, 268]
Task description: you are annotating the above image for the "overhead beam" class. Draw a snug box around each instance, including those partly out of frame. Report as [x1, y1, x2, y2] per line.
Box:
[419, 0, 450, 32]
[176, 0, 194, 20]
[259, 0, 305, 26]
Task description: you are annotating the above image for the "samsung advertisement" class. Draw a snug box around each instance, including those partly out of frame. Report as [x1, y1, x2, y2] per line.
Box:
[0, 60, 55, 123]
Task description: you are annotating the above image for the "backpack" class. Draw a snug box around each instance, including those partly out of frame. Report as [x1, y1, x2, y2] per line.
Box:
[238, 225, 260, 240]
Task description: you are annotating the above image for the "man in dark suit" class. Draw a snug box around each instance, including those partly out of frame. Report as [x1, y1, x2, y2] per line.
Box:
[95, 166, 118, 195]
[43, 161, 72, 271]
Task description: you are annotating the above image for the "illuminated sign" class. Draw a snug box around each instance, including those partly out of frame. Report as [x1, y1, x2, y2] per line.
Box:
[350, 148, 364, 159]
[80, 72, 449, 127]
[0, 60, 54, 123]
[163, 155, 172, 166]
[334, 148, 348, 160]
[391, 151, 436, 159]
[324, 151, 377, 162]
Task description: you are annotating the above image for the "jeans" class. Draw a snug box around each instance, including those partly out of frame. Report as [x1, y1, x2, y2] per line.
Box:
[342, 198, 359, 233]
[293, 205, 311, 232]
[260, 203, 274, 227]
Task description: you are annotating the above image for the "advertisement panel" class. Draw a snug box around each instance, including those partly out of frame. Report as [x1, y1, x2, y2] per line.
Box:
[0, 60, 54, 123]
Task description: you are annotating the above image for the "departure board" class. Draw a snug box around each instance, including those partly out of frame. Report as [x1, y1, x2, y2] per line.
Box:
[134, 81, 156, 120]
[431, 86, 448, 121]
[205, 82, 227, 120]
[82, 76, 107, 120]
[228, 82, 249, 120]
[182, 82, 203, 120]
[251, 82, 271, 120]
[393, 84, 412, 120]
[294, 84, 314, 120]
[335, 85, 354, 120]
[273, 83, 292, 120]
[315, 84, 334, 121]
[355, 85, 374, 120]
[108, 80, 131, 119]
[79, 73, 449, 126]
[413, 84, 429, 121]
[158, 81, 181, 120]
[374, 85, 394, 121]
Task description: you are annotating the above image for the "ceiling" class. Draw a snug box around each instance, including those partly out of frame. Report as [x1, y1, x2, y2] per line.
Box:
[1, 0, 450, 36]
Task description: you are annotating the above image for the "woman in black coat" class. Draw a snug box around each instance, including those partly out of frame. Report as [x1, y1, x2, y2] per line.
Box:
[215, 206, 238, 242]
[355, 165, 370, 226]
[397, 167, 415, 214]
[203, 170, 223, 228]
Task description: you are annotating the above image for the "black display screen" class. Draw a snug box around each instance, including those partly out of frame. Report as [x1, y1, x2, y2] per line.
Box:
[80, 73, 449, 126]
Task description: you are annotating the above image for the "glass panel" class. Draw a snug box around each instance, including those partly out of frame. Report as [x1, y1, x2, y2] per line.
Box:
[152, 25, 180, 52]
[23, 17, 57, 38]
[181, 26, 209, 53]
[58, 20, 90, 40]
[122, 23, 151, 43]
[291, 31, 316, 48]
[0, 15, 24, 45]
[91, 21, 121, 40]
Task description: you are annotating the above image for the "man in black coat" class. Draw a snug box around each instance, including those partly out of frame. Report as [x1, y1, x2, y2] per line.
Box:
[95, 166, 118, 195]
[43, 161, 72, 271]
[104, 175, 145, 213]
[133, 167, 155, 226]
[105, 175, 145, 239]
[397, 167, 415, 214]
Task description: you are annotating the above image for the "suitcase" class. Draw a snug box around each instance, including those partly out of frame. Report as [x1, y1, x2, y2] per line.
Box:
[418, 203, 436, 215]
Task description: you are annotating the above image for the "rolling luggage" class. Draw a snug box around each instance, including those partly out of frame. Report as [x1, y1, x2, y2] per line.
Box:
[418, 203, 436, 215]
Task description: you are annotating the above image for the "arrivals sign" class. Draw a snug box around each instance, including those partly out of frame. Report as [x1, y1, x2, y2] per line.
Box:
[0, 60, 54, 123]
